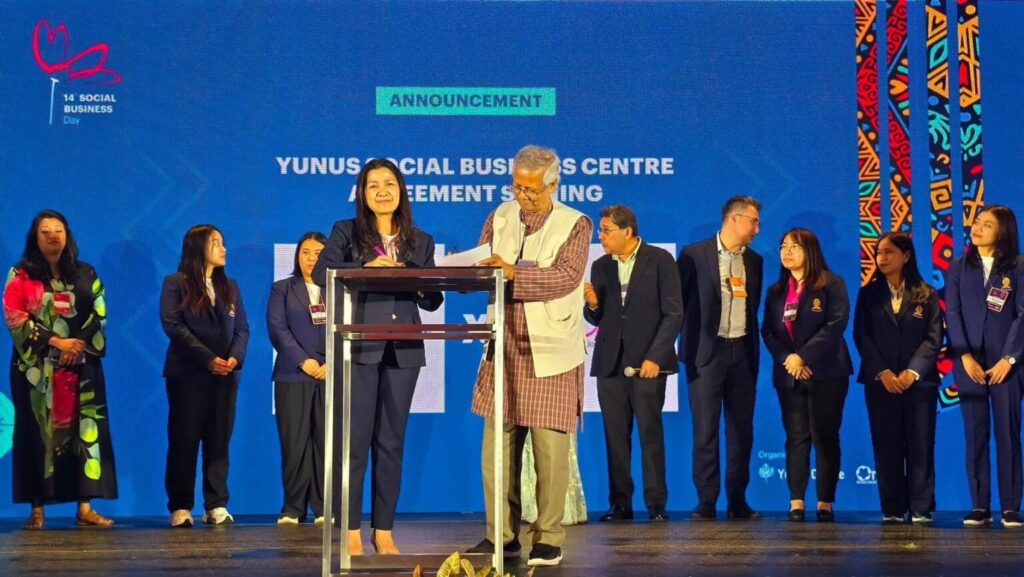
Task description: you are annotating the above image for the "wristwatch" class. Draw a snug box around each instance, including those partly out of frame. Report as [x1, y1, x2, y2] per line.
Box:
[1004, 355, 1017, 366]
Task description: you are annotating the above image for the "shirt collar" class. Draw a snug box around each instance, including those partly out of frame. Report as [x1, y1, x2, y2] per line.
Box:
[717, 232, 746, 256]
[613, 238, 643, 263]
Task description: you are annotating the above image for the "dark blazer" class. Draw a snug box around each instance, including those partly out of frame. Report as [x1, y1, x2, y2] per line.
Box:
[160, 274, 249, 384]
[676, 236, 763, 378]
[762, 272, 853, 389]
[312, 218, 444, 367]
[853, 278, 943, 386]
[945, 255, 1024, 395]
[268, 275, 326, 382]
[585, 242, 683, 377]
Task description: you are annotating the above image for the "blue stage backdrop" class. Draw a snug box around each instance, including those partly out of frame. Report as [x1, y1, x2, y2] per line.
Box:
[1, 1, 1023, 517]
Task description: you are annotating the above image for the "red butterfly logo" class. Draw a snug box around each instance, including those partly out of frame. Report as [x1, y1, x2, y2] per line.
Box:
[33, 19, 122, 85]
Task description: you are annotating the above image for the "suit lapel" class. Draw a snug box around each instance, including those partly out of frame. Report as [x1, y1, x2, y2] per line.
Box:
[291, 276, 312, 308]
[704, 237, 722, 306]
[879, 283, 898, 326]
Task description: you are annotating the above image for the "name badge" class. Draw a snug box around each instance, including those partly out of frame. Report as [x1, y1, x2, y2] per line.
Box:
[309, 303, 327, 325]
[517, 260, 538, 268]
[783, 302, 798, 322]
[729, 277, 748, 298]
[53, 292, 72, 315]
[987, 287, 1009, 312]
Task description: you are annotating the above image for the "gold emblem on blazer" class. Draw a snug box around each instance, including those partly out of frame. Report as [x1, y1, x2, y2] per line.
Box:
[811, 298, 823, 312]
[1003, 277, 1012, 290]
[913, 304, 924, 319]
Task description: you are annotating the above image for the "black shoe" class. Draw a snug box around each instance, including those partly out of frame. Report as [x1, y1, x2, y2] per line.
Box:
[1002, 511, 1023, 528]
[527, 543, 562, 567]
[466, 537, 522, 558]
[963, 509, 992, 527]
[648, 506, 669, 522]
[788, 509, 805, 522]
[727, 504, 762, 520]
[599, 505, 634, 523]
[691, 505, 716, 520]
[816, 509, 835, 523]
[882, 513, 906, 524]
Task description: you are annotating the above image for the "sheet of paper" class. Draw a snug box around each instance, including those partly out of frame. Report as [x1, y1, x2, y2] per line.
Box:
[436, 244, 492, 267]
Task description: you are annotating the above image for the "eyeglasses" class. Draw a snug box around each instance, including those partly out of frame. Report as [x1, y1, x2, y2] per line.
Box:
[511, 182, 551, 198]
[734, 213, 760, 227]
[779, 244, 803, 253]
[597, 227, 623, 236]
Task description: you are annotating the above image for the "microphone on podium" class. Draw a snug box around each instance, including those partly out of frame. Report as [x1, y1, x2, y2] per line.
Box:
[623, 366, 673, 378]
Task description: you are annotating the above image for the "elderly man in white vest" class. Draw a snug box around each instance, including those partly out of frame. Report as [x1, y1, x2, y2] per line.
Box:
[466, 145, 591, 568]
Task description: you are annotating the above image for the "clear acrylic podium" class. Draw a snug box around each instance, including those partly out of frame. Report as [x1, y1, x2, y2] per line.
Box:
[322, 267, 507, 577]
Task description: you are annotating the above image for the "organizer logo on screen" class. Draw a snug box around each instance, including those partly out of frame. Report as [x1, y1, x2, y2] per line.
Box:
[272, 244, 446, 413]
[31, 19, 122, 126]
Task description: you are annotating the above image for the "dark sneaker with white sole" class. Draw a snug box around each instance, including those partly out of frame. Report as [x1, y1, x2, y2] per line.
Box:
[527, 543, 562, 567]
[1002, 511, 1023, 528]
[911, 512, 932, 524]
[963, 509, 992, 527]
[465, 538, 522, 558]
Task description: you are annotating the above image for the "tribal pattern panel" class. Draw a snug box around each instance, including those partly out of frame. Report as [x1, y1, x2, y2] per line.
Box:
[856, 0, 883, 286]
[886, 0, 912, 234]
[925, 0, 958, 410]
[958, 0, 985, 240]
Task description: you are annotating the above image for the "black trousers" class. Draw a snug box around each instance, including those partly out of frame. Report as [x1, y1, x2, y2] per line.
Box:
[333, 343, 419, 530]
[687, 337, 756, 508]
[864, 383, 937, 516]
[960, 371, 1023, 512]
[165, 377, 238, 512]
[275, 380, 325, 519]
[776, 378, 849, 503]
[597, 352, 668, 511]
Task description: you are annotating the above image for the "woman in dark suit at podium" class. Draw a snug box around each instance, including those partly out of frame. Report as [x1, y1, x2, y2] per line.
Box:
[762, 228, 852, 523]
[268, 231, 328, 525]
[854, 232, 943, 524]
[313, 158, 443, 555]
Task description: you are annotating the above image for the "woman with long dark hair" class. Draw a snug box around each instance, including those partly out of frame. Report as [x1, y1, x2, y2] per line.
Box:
[3, 210, 117, 529]
[313, 158, 443, 555]
[946, 205, 1024, 528]
[761, 228, 852, 522]
[160, 224, 249, 528]
[854, 232, 943, 524]
[268, 231, 328, 525]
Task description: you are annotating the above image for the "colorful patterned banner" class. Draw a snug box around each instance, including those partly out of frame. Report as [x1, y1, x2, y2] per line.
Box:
[856, 0, 882, 285]
[886, 0, 912, 233]
[925, 0, 958, 409]
[958, 0, 985, 239]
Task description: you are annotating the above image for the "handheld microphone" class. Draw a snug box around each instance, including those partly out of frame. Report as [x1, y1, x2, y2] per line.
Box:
[623, 366, 673, 377]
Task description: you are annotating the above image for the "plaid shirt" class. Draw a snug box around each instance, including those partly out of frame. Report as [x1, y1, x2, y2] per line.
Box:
[470, 205, 591, 432]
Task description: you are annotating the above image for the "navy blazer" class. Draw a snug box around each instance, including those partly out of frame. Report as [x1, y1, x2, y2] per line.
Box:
[853, 278, 943, 386]
[945, 255, 1024, 395]
[762, 272, 853, 389]
[585, 242, 683, 377]
[160, 274, 249, 384]
[312, 218, 444, 367]
[676, 236, 763, 379]
[268, 275, 326, 382]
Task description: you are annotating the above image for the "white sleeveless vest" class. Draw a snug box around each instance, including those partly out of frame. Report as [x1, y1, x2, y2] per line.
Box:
[490, 200, 588, 377]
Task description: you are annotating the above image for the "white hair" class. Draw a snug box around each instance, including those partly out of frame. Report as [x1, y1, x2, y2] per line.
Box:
[513, 145, 560, 186]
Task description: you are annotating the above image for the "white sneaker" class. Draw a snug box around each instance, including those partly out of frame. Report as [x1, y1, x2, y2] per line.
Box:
[170, 509, 194, 528]
[202, 507, 235, 525]
[277, 515, 300, 525]
[314, 516, 325, 526]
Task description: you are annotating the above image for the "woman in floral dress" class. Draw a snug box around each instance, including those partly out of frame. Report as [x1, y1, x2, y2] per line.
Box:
[3, 210, 117, 530]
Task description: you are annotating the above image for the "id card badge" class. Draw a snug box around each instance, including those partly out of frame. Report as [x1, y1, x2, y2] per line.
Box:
[783, 302, 799, 322]
[53, 292, 72, 315]
[309, 303, 327, 325]
[729, 277, 748, 298]
[987, 287, 1009, 312]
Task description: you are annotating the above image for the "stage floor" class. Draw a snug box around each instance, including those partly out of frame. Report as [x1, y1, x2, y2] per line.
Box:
[2, 512, 1023, 577]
